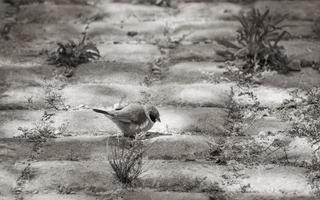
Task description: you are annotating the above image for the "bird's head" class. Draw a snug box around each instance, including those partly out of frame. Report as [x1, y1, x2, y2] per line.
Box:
[146, 105, 161, 123]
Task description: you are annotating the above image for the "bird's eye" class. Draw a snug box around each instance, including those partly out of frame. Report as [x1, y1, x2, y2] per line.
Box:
[149, 113, 157, 123]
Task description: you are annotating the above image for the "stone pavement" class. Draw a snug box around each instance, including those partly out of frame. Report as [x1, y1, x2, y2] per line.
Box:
[1, 0, 320, 199]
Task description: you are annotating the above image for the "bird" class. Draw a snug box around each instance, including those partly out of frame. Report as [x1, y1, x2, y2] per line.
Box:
[92, 103, 161, 138]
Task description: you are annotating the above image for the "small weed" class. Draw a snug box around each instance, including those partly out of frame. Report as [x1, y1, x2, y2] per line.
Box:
[57, 185, 76, 195]
[43, 80, 67, 110]
[217, 8, 290, 77]
[66, 150, 80, 161]
[240, 183, 251, 193]
[14, 163, 34, 196]
[109, 140, 145, 186]
[307, 156, 320, 196]
[155, 22, 191, 53]
[224, 87, 245, 136]
[134, 0, 171, 7]
[143, 58, 167, 86]
[17, 121, 56, 142]
[224, 86, 262, 136]
[17, 112, 69, 142]
[211, 86, 290, 166]
[214, 137, 265, 165]
[25, 96, 35, 110]
[48, 24, 100, 77]
[18, 163, 33, 183]
[279, 87, 320, 193]
[282, 87, 320, 147]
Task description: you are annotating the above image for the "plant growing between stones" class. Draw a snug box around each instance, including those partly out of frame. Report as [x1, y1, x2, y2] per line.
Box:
[43, 80, 68, 110]
[48, 23, 100, 77]
[281, 88, 320, 147]
[109, 140, 145, 186]
[217, 9, 290, 76]
[210, 86, 292, 166]
[17, 111, 69, 142]
[14, 163, 34, 198]
[279, 87, 320, 194]
[156, 22, 192, 54]
[224, 86, 262, 136]
[134, 0, 171, 7]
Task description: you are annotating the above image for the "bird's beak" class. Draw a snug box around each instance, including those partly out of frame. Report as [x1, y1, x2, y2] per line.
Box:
[157, 118, 161, 123]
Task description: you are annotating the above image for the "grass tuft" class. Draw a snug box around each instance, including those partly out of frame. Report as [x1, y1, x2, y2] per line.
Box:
[217, 8, 290, 75]
[109, 140, 145, 186]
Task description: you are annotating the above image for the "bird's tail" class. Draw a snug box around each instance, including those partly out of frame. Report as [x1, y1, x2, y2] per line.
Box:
[92, 109, 114, 116]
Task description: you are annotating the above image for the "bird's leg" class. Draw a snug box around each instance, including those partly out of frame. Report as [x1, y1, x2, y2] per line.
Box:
[136, 131, 148, 140]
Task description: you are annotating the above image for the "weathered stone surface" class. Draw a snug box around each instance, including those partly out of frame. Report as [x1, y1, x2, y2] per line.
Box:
[262, 68, 320, 89]
[124, 191, 209, 200]
[0, 138, 34, 163]
[25, 194, 98, 200]
[89, 21, 165, 43]
[282, 40, 320, 62]
[0, 111, 44, 138]
[0, 64, 52, 87]
[99, 2, 169, 22]
[0, 164, 19, 197]
[151, 107, 226, 135]
[23, 161, 118, 193]
[164, 62, 227, 84]
[282, 21, 315, 38]
[288, 59, 302, 71]
[173, 21, 239, 42]
[98, 43, 161, 63]
[62, 84, 146, 108]
[145, 135, 212, 160]
[143, 161, 312, 195]
[246, 117, 290, 136]
[37, 134, 213, 161]
[70, 62, 149, 85]
[0, 196, 14, 200]
[17, 3, 98, 24]
[170, 43, 224, 62]
[37, 136, 112, 161]
[176, 3, 243, 21]
[235, 86, 292, 108]
[0, 86, 45, 110]
[18, 159, 312, 196]
[255, 1, 320, 21]
[24, 191, 209, 200]
[151, 83, 232, 107]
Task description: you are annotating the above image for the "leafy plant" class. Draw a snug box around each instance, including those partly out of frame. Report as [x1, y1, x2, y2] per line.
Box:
[307, 157, 320, 196]
[48, 31, 100, 77]
[217, 9, 290, 74]
[109, 140, 145, 186]
[17, 112, 69, 142]
[43, 81, 67, 110]
[282, 88, 320, 147]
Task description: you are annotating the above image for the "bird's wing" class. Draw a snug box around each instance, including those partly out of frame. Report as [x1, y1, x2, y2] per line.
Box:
[92, 108, 113, 116]
[113, 104, 148, 124]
